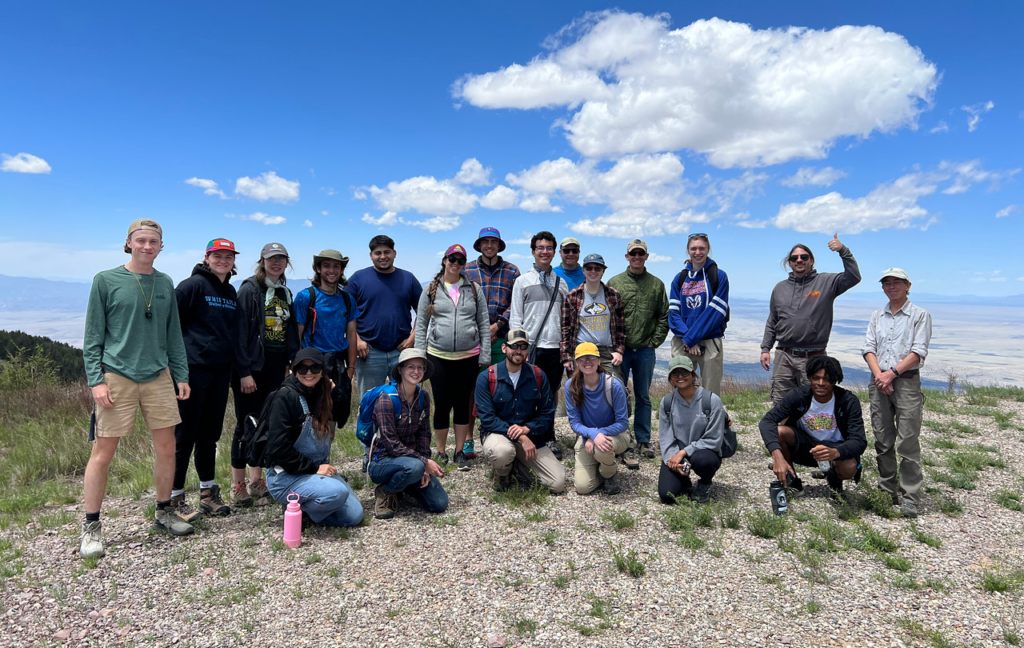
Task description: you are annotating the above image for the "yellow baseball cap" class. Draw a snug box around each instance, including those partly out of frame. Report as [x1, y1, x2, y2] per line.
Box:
[574, 342, 600, 359]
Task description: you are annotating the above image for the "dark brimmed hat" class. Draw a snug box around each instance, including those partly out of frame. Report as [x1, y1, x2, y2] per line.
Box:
[261, 242, 289, 259]
[473, 227, 506, 253]
[391, 348, 434, 383]
[293, 347, 325, 367]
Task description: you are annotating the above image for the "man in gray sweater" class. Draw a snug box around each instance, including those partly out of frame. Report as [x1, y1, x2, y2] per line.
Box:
[760, 234, 860, 404]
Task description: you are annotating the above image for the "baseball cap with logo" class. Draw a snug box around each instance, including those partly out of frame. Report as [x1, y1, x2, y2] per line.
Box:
[206, 238, 239, 255]
[879, 268, 911, 282]
[506, 328, 530, 346]
[261, 242, 290, 259]
[582, 253, 606, 268]
[473, 227, 506, 253]
[626, 239, 648, 253]
[445, 244, 468, 258]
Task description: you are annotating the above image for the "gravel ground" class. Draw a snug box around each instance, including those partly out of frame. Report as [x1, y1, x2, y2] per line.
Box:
[2, 395, 1023, 648]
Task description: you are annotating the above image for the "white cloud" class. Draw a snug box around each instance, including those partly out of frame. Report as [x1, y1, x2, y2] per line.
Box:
[996, 205, 1018, 219]
[235, 171, 300, 203]
[962, 100, 994, 132]
[735, 219, 769, 229]
[505, 253, 528, 260]
[939, 159, 1019, 195]
[185, 177, 228, 199]
[519, 193, 562, 212]
[508, 232, 533, 244]
[226, 212, 287, 225]
[320, 210, 329, 216]
[781, 167, 848, 188]
[972, 271, 1006, 283]
[454, 158, 493, 186]
[929, 121, 949, 134]
[303, 220, 313, 228]
[325, 187, 338, 196]
[646, 252, 673, 263]
[364, 175, 478, 217]
[361, 211, 398, 227]
[479, 185, 518, 210]
[398, 215, 462, 232]
[1, 152, 51, 174]
[455, 12, 937, 168]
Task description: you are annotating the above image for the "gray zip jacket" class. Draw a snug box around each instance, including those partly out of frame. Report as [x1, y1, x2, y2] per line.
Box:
[415, 277, 491, 364]
[509, 266, 569, 350]
[658, 387, 726, 462]
[760, 246, 860, 352]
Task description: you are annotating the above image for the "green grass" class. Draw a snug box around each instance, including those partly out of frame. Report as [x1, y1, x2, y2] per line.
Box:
[538, 529, 560, 546]
[909, 523, 943, 548]
[719, 508, 741, 530]
[524, 509, 549, 523]
[861, 487, 901, 519]
[609, 542, 646, 578]
[489, 481, 549, 508]
[994, 490, 1024, 512]
[600, 509, 636, 531]
[511, 615, 538, 637]
[880, 553, 913, 572]
[858, 523, 900, 553]
[980, 568, 1024, 593]
[746, 510, 788, 539]
[965, 385, 1024, 402]
[936, 494, 965, 517]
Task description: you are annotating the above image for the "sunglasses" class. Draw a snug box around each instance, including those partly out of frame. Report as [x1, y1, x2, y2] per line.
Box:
[688, 233, 708, 240]
[446, 255, 467, 265]
[295, 363, 323, 375]
[789, 254, 811, 262]
[561, 248, 580, 254]
[628, 249, 647, 257]
[506, 342, 529, 351]
[583, 265, 604, 272]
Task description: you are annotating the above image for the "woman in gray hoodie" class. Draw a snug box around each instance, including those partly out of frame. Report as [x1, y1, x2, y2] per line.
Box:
[658, 356, 726, 504]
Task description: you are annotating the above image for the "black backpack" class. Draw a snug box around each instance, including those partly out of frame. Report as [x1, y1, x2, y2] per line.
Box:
[662, 389, 737, 459]
[240, 389, 283, 468]
[676, 264, 729, 330]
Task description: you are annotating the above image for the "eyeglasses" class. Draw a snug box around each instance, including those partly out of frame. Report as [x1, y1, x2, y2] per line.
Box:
[577, 356, 599, 363]
[402, 364, 426, 373]
[534, 246, 554, 252]
[506, 342, 529, 351]
[628, 249, 647, 257]
[583, 265, 603, 272]
[295, 363, 323, 375]
[789, 254, 811, 262]
[561, 248, 580, 254]
[688, 233, 708, 240]
[446, 255, 467, 265]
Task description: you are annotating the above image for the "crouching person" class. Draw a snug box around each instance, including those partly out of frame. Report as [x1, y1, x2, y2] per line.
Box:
[566, 343, 629, 495]
[264, 348, 364, 527]
[476, 329, 565, 494]
[658, 356, 726, 504]
[368, 349, 449, 519]
[759, 355, 866, 498]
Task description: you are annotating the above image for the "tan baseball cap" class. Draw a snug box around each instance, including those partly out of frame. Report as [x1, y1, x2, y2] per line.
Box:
[880, 268, 910, 282]
[560, 237, 581, 249]
[127, 219, 163, 238]
[626, 238, 647, 253]
[506, 328, 530, 346]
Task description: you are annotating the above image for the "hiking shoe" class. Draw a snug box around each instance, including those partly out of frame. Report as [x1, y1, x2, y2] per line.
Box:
[602, 475, 622, 496]
[199, 485, 231, 516]
[170, 493, 202, 523]
[492, 474, 513, 492]
[621, 447, 640, 471]
[690, 482, 712, 504]
[153, 507, 195, 536]
[374, 484, 397, 520]
[434, 452, 449, 467]
[462, 440, 477, 460]
[786, 473, 805, 497]
[231, 481, 253, 507]
[550, 442, 563, 461]
[247, 478, 271, 506]
[826, 473, 844, 500]
[80, 521, 105, 559]
[454, 451, 470, 472]
[901, 501, 919, 519]
[639, 442, 655, 459]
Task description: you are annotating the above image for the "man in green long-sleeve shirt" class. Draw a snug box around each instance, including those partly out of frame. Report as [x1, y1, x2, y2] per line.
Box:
[80, 219, 195, 560]
[607, 238, 670, 466]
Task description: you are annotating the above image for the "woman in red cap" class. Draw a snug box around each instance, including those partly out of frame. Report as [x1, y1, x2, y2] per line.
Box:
[414, 244, 491, 471]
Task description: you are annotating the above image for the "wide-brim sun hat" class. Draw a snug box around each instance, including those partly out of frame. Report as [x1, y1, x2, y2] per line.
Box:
[313, 249, 349, 267]
[391, 348, 435, 383]
[473, 227, 506, 253]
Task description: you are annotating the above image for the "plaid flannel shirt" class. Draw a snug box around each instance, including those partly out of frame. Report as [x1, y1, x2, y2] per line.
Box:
[371, 388, 431, 464]
[465, 256, 520, 336]
[560, 282, 626, 364]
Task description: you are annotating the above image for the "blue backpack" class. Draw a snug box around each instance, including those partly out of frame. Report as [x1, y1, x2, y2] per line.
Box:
[356, 380, 428, 449]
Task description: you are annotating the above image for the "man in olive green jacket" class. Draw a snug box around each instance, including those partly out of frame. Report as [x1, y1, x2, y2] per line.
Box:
[608, 239, 670, 466]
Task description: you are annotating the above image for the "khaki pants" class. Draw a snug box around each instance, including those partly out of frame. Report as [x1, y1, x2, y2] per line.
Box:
[670, 337, 724, 395]
[770, 350, 815, 404]
[482, 433, 566, 494]
[870, 374, 924, 504]
[574, 434, 631, 494]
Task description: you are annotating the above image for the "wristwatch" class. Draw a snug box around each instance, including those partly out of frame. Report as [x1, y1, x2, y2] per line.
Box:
[891, 368, 901, 378]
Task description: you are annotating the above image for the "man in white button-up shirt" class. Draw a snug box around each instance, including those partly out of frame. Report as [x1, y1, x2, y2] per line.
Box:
[862, 268, 932, 518]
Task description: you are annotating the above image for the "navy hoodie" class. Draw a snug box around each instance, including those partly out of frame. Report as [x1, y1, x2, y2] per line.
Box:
[668, 259, 729, 348]
[175, 264, 243, 367]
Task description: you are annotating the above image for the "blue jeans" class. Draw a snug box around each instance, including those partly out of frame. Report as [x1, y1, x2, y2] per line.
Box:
[367, 456, 449, 513]
[620, 346, 656, 444]
[266, 470, 364, 527]
[357, 347, 402, 397]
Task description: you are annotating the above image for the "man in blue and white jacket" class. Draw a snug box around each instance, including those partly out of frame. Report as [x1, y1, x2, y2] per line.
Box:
[668, 234, 729, 395]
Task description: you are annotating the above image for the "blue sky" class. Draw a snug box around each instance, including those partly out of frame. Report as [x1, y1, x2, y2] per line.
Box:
[1, 1, 1021, 297]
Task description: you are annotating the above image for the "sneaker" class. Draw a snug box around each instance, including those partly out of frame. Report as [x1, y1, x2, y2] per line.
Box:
[247, 478, 271, 506]
[199, 485, 231, 516]
[462, 440, 477, 460]
[826, 473, 844, 500]
[374, 484, 397, 520]
[434, 452, 449, 467]
[901, 501, 919, 519]
[231, 481, 253, 507]
[621, 447, 640, 471]
[153, 506, 195, 536]
[80, 521, 105, 559]
[690, 482, 712, 504]
[639, 442, 656, 459]
[454, 450, 470, 472]
[602, 475, 622, 496]
[170, 493, 202, 523]
[550, 442, 563, 461]
[786, 473, 805, 497]
[492, 474, 513, 492]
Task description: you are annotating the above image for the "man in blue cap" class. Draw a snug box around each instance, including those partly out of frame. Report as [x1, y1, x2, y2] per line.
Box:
[465, 227, 521, 367]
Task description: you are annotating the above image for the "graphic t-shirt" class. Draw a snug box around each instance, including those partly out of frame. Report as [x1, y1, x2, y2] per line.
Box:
[264, 287, 291, 352]
[799, 395, 842, 444]
[577, 287, 613, 347]
[293, 286, 361, 353]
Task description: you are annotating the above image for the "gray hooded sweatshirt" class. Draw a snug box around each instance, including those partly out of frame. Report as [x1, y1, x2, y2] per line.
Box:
[658, 387, 726, 462]
[414, 277, 492, 365]
[760, 245, 860, 352]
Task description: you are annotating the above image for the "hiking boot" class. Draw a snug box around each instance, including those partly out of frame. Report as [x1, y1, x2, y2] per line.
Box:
[462, 440, 477, 460]
[170, 493, 202, 523]
[434, 452, 449, 467]
[153, 506, 195, 536]
[826, 473, 844, 500]
[901, 501, 919, 519]
[199, 485, 231, 516]
[621, 447, 640, 471]
[550, 441, 563, 461]
[80, 521, 105, 559]
[454, 450, 470, 472]
[602, 475, 622, 496]
[639, 442, 656, 459]
[374, 484, 397, 520]
[690, 482, 712, 504]
[231, 481, 253, 507]
[247, 478, 271, 506]
[492, 474, 512, 492]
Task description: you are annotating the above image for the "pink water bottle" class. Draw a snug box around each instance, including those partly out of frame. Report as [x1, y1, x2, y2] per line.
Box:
[283, 492, 302, 549]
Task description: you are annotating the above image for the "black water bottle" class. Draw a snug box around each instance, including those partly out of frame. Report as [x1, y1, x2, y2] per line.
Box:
[769, 480, 788, 515]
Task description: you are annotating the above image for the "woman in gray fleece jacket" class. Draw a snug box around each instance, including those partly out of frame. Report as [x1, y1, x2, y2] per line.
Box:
[658, 356, 726, 504]
[415, 244, 491, 469]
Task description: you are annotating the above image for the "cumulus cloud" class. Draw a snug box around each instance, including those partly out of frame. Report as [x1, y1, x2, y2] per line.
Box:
[996, 205, 1018, 219]
[781, 167, 848, 188]
[360, 159, 490, 217]
[962, 100, 994, 132]
[398, 215, 462, 232]
[646, 252, 673, 263]
[226, 212, 287, 225]
[185, 177, 228, 199]
[361, 211, 398, 227]
[735, 219, 769, 229]
[320, 210, 329, 216]
[304, 220, 313, 227]
[1, 152, 51, 174]
[235, 171, 300, 203]
[455, 12, 937, 167]
[479, 185, 518, 210]
[929, 121, 949, 134]
[454, 158, 493, 186]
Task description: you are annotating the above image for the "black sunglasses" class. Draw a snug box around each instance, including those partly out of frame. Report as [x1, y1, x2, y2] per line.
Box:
[446, 255, 467, 265]
[628, 249, 647, 257]
[789, 254, 811, 262]
[506, 342, 529, 351]
[294, 363, 323, 375]
[561, 247, 580, 254]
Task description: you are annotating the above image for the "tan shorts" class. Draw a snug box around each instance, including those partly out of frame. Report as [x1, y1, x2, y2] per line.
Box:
[94, 368, 181, 438]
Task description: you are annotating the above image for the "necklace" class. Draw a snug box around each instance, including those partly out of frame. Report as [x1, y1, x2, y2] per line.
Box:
[131, 269, 156, 319]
